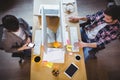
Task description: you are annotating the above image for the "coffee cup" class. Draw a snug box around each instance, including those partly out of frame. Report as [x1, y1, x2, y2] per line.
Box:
[34, 56, 41, 62]
[75, 55, 81, 61]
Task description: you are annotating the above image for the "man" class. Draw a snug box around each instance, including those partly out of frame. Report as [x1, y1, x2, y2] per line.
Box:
[69, 5, 120, 60]
[1, 15, 32, 60]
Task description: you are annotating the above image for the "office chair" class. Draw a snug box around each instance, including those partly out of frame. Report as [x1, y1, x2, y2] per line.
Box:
[12, 50, 31, 63]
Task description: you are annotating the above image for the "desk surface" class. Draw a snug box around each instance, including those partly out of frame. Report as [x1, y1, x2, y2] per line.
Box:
[31, 0, 87, 80]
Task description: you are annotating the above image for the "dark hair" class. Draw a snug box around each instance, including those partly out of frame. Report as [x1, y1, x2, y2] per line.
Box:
[2, 15, 19, 32]
[104, 5, 120, 21]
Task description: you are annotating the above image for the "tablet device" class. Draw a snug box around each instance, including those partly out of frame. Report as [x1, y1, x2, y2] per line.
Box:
[64, 63, 79, 78]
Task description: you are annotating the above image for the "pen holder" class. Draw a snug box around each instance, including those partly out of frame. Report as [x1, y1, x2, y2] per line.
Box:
[52, 69, 60, 77]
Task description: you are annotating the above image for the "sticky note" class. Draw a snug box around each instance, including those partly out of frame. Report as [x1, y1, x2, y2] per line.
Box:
[66, 45, 72, 51]
[46, 62, 53, 68]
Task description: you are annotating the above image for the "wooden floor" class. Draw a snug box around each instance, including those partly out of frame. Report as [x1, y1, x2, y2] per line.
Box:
[0, 0, 120, 80]
[86, 39, 120, 80]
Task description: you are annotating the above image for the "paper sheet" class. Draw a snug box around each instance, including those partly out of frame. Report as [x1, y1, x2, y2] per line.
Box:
[43, 48, 65, 63]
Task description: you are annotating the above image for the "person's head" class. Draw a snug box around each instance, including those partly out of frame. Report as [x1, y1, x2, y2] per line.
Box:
[2, 15, 19, 32]
[103, 5, 120, 24]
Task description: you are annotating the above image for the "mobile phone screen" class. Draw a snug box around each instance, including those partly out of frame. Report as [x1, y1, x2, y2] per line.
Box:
[28, 43, 35, 48]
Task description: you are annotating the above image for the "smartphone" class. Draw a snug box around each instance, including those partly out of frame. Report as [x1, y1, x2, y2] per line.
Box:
[27, 43, 35, 48]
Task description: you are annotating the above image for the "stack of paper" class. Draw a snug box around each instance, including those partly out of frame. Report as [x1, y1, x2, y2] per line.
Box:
[43, 48, 65, 63]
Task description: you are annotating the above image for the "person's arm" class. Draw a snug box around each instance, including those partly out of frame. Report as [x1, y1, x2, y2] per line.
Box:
[74, 41, 97, 48]
[17, 37, 33, 51]
[81, 42, 97, 48]
[79, 17, 88, 21]
[69, 10, 104, 23]
[17, 43, 31, 51]
[2, 38, 31, 53]
[69, 16, 88, 23]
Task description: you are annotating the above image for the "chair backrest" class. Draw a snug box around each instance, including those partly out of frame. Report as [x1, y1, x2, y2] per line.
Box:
[18, 18, 32, 35]
[18, 18, 29, 30]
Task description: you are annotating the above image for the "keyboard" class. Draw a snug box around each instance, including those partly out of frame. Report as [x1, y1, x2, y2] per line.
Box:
[114, 0, 120, 5]
[40, 9, 59, 15]
[33, 30, 42, 55]
[69, 27, 79, 52]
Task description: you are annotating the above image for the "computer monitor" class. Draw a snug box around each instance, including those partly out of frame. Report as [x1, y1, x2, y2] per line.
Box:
[41, 7, 48, 53]
[41, 2, 65, 50]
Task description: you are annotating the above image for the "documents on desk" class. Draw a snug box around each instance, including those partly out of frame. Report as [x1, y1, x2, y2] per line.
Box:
[33, 30, 42, 55]
[43, 48, 65, 63]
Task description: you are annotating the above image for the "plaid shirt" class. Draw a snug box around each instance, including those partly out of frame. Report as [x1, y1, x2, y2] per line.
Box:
[84, 10, 120, 48]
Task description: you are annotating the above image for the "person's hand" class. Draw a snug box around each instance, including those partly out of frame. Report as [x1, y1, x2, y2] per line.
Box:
[26, 37, 31, 43]
[74, 41, 86, 48]
[69, 16, 79, 23]
[18, 43, 31, 51]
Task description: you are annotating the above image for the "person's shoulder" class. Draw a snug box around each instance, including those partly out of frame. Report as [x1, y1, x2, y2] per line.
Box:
[17, 18, 25, 23]
[96, 10, 104, 15]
